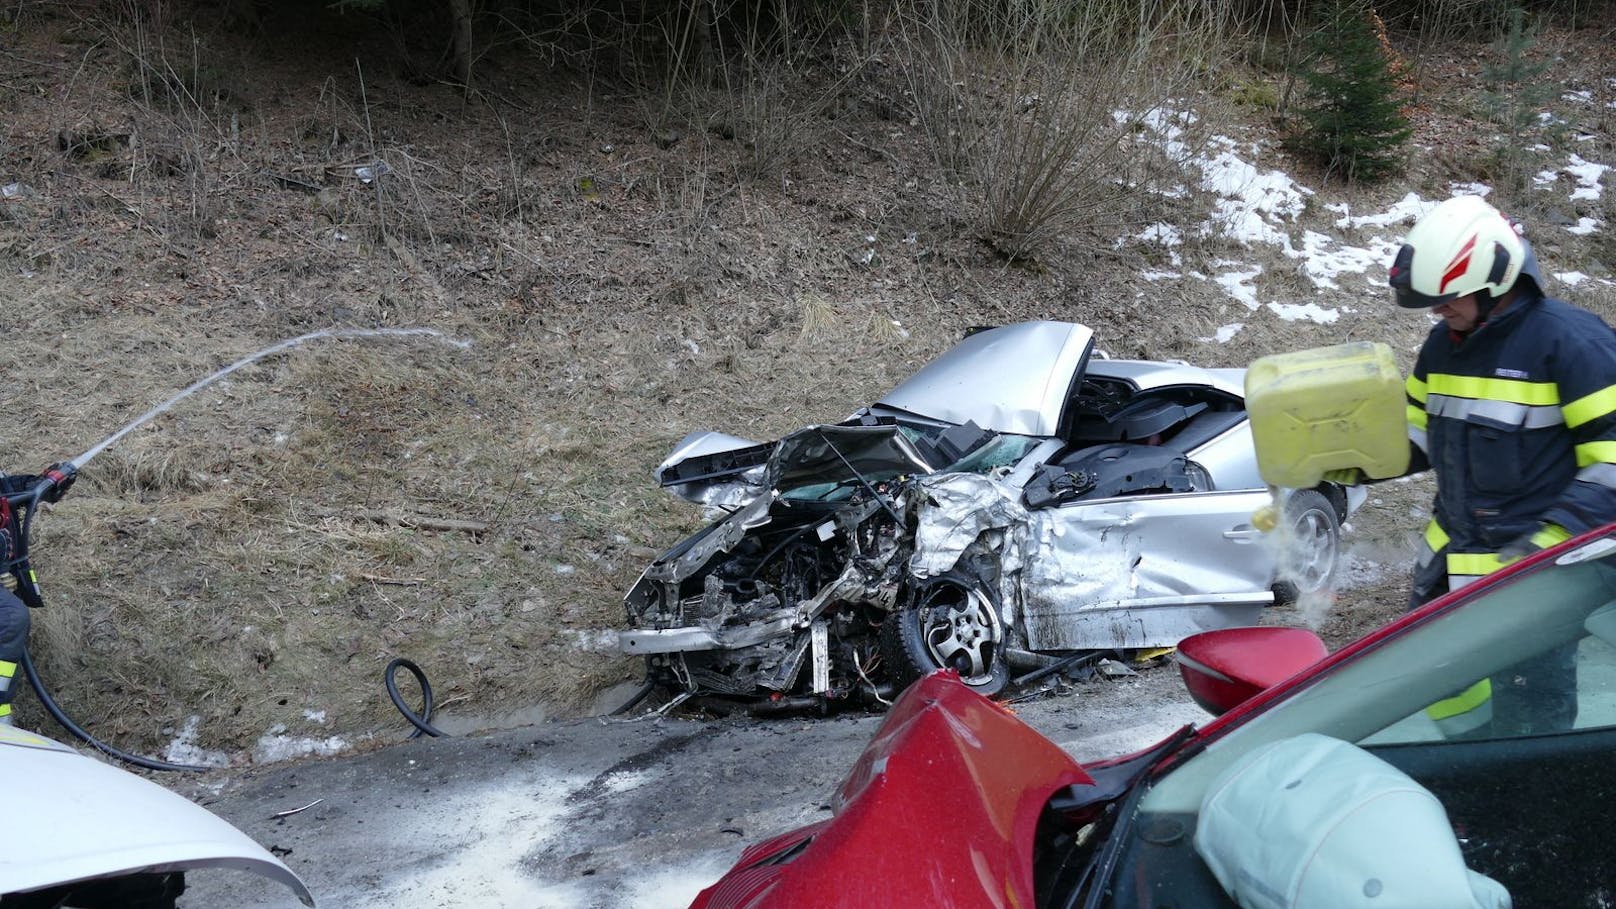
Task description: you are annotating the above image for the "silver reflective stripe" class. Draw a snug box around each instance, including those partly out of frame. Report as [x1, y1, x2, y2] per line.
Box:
[1410, 426, 1429, 454]
[1449, 574, 1483, 590]
[0, 676, 10, 693]
[1425, 394, 1564, 428]
[1578, 463, 1616, 490]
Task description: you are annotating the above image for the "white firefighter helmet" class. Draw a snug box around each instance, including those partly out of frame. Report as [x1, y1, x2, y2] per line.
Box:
[1389, 195, 1544, 309]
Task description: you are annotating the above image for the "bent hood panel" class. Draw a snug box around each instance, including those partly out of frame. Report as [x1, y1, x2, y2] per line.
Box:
[768, 424, 932, 489]
[877, 322, 1094, 437]
[0, 727, 314, 905]
[691, 672, 1091, 909]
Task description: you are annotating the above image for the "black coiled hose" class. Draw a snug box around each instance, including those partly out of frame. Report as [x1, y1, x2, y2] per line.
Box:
[384, 657, 446, 738]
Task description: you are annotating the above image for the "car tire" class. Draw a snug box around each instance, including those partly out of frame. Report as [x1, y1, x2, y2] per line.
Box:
[1272, 488, 1342, 606]
[881, 577, 1009, 697]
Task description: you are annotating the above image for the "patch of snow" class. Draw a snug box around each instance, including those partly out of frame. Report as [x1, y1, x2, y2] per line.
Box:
[1333, 192, 1431, 230]
[253, 725, 350, 764]
[1567, 217, 1601, 236]
[1199, 149, 1309, 246]
[1214, 264, 1263, 309]
[1200, 323, 1244, 344]
[1138, 223, 1183, 246]
[1449, 182, 1493, 198]
[164, 716, 232, 768]
[1563, 90, 1593, 103]
[1266, 301, 1341, 324]
[1290, 230, 1398, 290]
[1565, 154, 1609, 200]
[1557, 272, 1591, 286]
[1140, 270, 1182, 281]
[304, 709, 328, 723]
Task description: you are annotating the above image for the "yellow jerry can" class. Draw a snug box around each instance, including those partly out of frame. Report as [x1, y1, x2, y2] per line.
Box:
[1244, 341, 1410, 490]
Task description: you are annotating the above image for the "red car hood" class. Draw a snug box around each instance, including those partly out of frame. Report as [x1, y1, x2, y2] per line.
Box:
[691, 672, 1093, 909]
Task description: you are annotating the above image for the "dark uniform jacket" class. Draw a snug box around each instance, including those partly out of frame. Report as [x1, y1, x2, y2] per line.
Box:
[1408, 292, 1616, 587]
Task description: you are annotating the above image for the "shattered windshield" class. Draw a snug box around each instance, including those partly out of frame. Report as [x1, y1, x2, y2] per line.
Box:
[932, 431, 1041, 473]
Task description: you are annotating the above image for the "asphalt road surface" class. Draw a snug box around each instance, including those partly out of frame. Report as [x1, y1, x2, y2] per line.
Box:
[175, 669, 1206, 909]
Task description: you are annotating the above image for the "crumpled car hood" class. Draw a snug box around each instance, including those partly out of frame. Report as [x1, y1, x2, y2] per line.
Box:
[689, 671, 1092, 909]
[656, 321, 1095, 506]
[876, 320, 1093, 436]
[0, 726, 314, 905]
[656, 423, 934, 509]
[767, 424, 932, 490]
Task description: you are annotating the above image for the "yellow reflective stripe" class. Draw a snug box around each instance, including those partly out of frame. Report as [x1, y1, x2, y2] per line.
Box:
[0, 660, 15, 678]
[1532, 523, 1573, 549]
[1424, 520, 1449, 553]
[1448, 551, 1507, 577]
[1576, 440, 1616, 468]
[1425, 679, 1491, 720]
[1564, 384, 1616, 429]
[1426, 373, 1560, 406]
[1407, 403, 1429, 431]
[0, 704, 11, 718]
[1406, 374, 1428, 403]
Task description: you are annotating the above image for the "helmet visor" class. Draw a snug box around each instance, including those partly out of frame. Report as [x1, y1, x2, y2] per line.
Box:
[1388, 244, 1458, 310]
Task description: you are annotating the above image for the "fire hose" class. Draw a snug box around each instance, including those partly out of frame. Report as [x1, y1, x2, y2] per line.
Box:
[7, 328, 467, 769]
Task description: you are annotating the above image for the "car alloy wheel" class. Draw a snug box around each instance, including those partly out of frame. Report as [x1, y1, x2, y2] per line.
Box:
[882, 577, 1009, 696]
[1272, 488, 1341, 604]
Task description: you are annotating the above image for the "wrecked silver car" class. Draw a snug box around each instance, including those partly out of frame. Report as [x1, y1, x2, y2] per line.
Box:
[620, 322, 1363, 708]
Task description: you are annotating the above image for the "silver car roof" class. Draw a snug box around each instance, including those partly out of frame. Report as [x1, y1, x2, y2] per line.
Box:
[876, 322, 1095, 437]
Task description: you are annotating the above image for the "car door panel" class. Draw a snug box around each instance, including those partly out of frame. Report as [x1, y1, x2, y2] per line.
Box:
[1019, 490, 1276, 650]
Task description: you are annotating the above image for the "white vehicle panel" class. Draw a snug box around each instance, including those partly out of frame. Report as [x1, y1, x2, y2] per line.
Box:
[0, 726, 314, 905]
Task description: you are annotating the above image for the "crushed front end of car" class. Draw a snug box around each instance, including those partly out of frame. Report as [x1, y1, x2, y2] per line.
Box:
[620, 422, 936, 708]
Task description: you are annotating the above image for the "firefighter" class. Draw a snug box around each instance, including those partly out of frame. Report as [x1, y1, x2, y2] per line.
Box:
[1340, 195, 1616, 736]
[0, 465, 74, 725]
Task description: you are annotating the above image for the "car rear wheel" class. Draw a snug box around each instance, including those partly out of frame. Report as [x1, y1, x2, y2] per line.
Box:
[1272, 488, 1341, 605]
[881, 578, 1009, 697]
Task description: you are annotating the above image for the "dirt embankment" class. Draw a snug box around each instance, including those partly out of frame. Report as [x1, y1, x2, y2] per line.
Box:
[0, 4, 1611, 760]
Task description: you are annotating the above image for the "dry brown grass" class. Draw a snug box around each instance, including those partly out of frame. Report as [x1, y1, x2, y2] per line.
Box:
[0, 6, 1610, 763]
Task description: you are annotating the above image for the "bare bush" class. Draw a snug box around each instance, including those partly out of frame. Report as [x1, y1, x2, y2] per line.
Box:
[896, 0, 1241, 261]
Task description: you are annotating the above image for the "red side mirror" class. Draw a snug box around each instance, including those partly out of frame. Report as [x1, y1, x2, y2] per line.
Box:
[1176, 627, 1328, 715]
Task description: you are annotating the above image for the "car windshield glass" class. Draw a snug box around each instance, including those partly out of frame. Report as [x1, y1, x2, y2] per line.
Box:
[938, 433, 1042, 473]
[1144, 534, 1616, 809]
[1093, 534, 1616, 909]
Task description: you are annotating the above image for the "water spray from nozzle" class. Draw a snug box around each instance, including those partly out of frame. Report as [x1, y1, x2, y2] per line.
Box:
[66, 327, 471, 472]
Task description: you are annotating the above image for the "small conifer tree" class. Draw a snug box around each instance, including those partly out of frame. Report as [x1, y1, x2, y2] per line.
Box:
[1481, 6, 1560, 192]
[1293, 0, 1413, 183]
